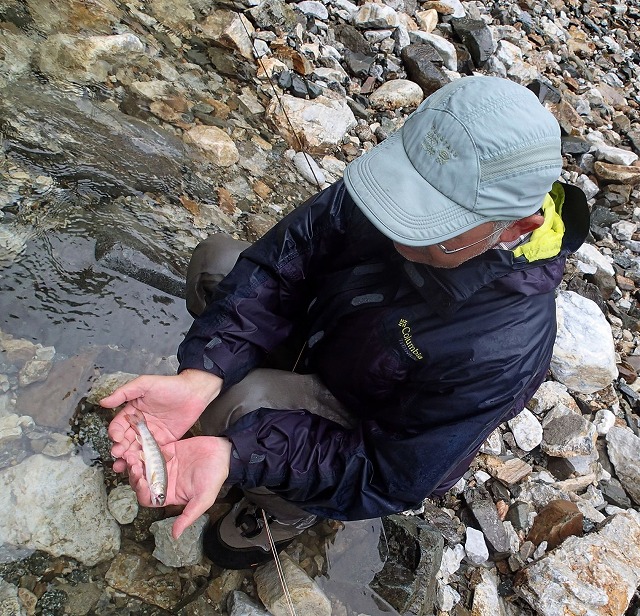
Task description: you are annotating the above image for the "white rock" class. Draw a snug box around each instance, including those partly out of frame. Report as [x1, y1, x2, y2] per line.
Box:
[606, 426, 640, 505]
[494, 39, 523, 67]
[439, 544, 465, 583]
[528, 381, 578, 415]
[593, 144, 639, 166]
[267, 94, 357, 155]
[516, 511, 640, 616]
[0, 413, 23, 445]
[150, 515, 208, 567]
[612, 220, 638, 241]
[198, 10, 255, 60]
[184, 125, 239, 167]
[472, 568, 504, 616]
[465, 527, 489, 565]
[369, 79, 424, 110]
[295, 0, 328, 19]
[353, 3, 399, 28]
[436, 581, 461, 612]
[574, 243, 615, 276]
[574, 173, 600, 199]
[292, 152, 326, 186]
[508, 409, 543, 452]
[415, 9, 438, 32]
[255, 552, 332, 616]
[38, 33, 146, 84]
[593, 409, 616, 435]
[480, 427, 503, 455]
[107, 484, 139, 525]
[436, 0, 465, 18]
[551, 290, 618, 393]
[0, 454, 120, 565]
[0, 579, 26, 616]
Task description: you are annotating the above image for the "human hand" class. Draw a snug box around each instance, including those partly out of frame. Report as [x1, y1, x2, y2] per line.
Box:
[125, 435, 232, 538]
[102, 369, 223, 473]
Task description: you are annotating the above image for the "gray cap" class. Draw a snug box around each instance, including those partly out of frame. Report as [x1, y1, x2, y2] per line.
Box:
[344, 76, 562, 246]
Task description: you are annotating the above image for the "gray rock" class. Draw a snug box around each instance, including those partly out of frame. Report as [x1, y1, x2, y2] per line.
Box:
[606, 425, 640, 505]
[369, 79, 424, 110]
[0, 454, 120, 565]
[150, 515, 208, 567]
[255, 553, 331, 616]
[107, 484, 139, 525]
[228, 591, 271, 616]
[464, 486, 510, 555]
[400, 44, 451, 96]
[0, 578, 27, 616]
[451, 17, 495, 67]
[516, 510, 640, 616]
[371, 515, 443, 615]
[541, 407, 597, 458]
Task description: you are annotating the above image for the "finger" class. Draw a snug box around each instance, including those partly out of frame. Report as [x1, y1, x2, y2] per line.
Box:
[172, 495, 215, 539]
[99, 377, 148, 408]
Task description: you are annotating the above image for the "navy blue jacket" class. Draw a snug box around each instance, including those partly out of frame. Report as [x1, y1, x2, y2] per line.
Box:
[178, 180, 589, 520]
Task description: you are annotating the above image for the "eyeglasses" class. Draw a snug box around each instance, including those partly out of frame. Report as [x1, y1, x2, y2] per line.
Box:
[436, 224, 511, 254]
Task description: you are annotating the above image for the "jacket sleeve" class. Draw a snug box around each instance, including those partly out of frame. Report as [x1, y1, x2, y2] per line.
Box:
[221, 355, 548, 521]
[177, 181, 353, 387]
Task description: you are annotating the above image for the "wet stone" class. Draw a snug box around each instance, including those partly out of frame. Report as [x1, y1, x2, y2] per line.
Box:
[370, 515, 443, 615]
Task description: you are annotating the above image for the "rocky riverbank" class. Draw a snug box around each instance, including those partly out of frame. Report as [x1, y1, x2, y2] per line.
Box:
[3, 0, 640, 614]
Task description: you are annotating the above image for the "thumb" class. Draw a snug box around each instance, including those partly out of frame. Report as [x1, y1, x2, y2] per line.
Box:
[172, 496, 213, 539]
[99, 377, 147, 408]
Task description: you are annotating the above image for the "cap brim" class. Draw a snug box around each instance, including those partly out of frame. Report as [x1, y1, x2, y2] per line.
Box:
[344, 130, 488, 246]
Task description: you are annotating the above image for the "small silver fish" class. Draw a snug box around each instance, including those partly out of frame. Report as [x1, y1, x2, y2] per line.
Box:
[126, 409, 167, 506]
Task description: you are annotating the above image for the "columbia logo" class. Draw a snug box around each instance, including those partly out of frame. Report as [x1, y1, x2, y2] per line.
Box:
[422, 126, 458, 165]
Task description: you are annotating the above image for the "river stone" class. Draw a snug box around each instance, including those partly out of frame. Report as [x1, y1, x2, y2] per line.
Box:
[550, 290, 617, 393]
[185, 126, 240, 167]
[353, 3, 399, 28]
[507, 408, 543, 452]
[540, 405, 597, 458]
[0, 579, 26, 616]
[401, 44, 450, 96]
[471, 568, 506, 616]
[107, 484, 139, 524]
[574, 243, 616, 277]
[267, 94, 357, 155]
[254, 552, 331, 616]
[606, 425, 640, 505]
[0, 454, 120, 565]
[525, 500, 583, 549]
[37, 33, 145, 84]
[198, 10, 255, 60]
[369, 79, 424, 110]
[105, 551, 182, 610]
[24, 0, 122, 34]
[86, 371, 138, 405]
[150, 515, 208, 567]
[464, 486, 510, 556]
[371, 515, 443, 615]
[464, 527, 488, 565]
[228, 590, 271, 615]
[451, 16, 495, 67]
[515, 510, 640, 616]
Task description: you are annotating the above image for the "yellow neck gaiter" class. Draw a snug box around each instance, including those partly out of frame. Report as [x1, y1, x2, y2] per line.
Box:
[512, 182, 565, 262]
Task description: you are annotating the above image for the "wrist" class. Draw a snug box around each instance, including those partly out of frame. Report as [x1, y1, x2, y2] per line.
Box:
[179, 369, 223, 406]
